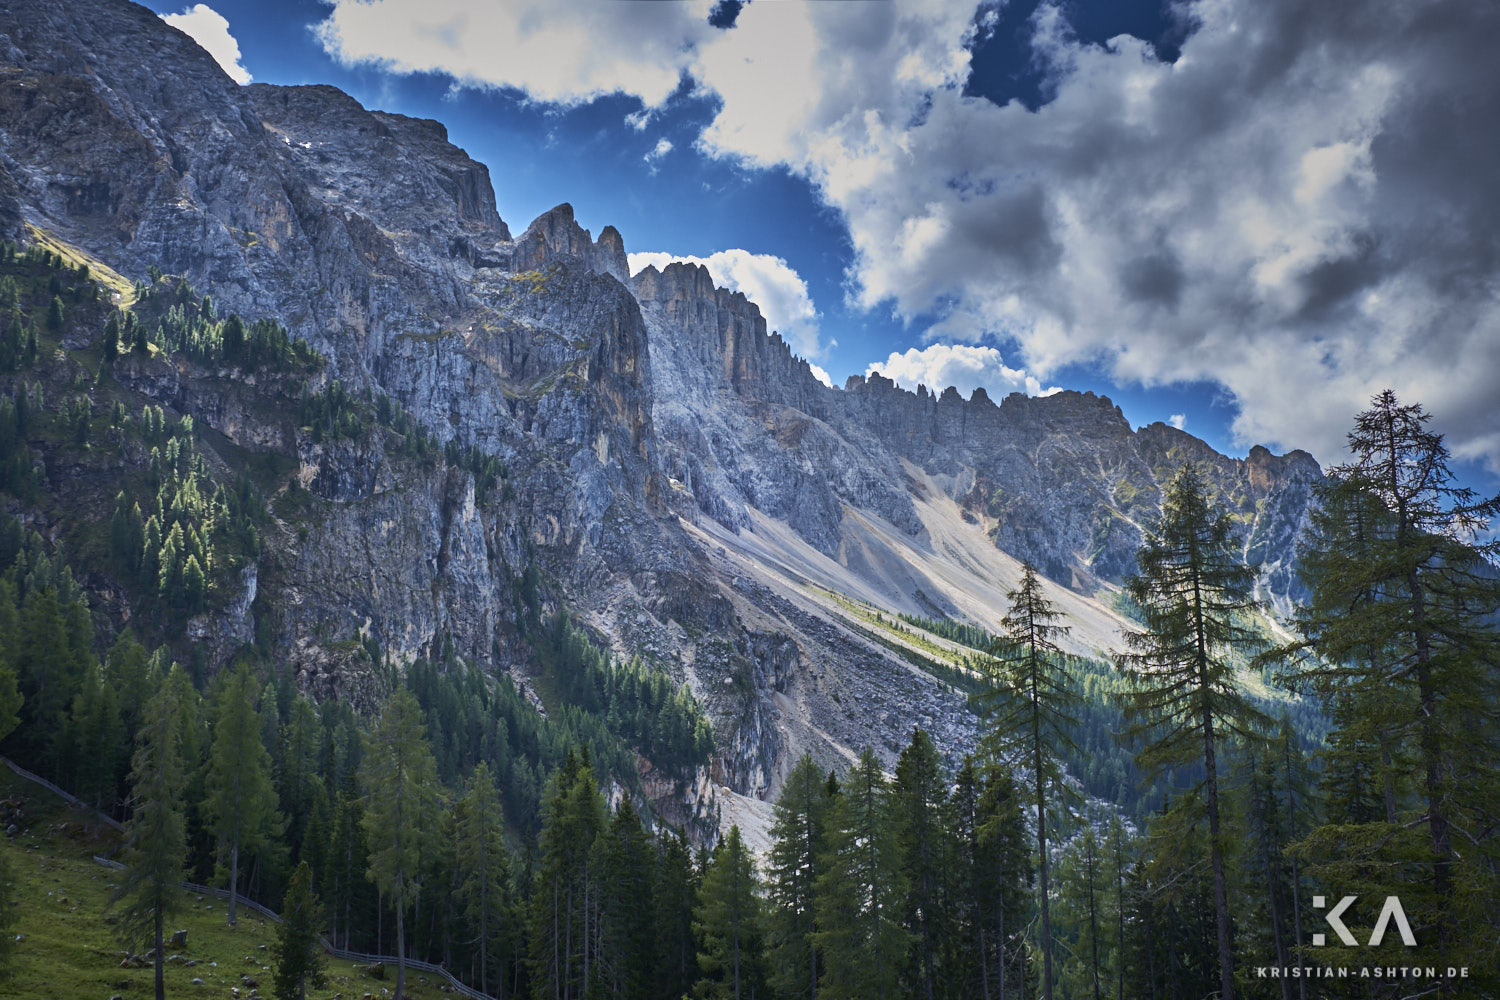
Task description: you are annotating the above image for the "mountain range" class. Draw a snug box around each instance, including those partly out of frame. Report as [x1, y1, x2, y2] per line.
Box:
[0, 0, 1321, 837]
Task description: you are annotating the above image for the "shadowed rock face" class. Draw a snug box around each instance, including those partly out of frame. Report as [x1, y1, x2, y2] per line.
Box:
[0, 0, 1320, 811]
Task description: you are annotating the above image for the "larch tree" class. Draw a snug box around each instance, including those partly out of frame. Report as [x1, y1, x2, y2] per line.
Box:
[359, 686, 440, 1000]
[204, 663, 280, 925]
[111, 670, 189, 1000]
[1116, 465, 1269, 1000]
[973, 561, 1077, 1000]
[1279, 391, 1500, 986]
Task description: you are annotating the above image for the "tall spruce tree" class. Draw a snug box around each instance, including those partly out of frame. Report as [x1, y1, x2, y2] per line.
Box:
[528, 749, 607, 1000]
[594, 798, 654, 1000]
[814, 747, 909, 1000]
[653, 828, 701, 1000]
[1278, 391, 1500, 986]
[456, 761, 514, 998]
[695, 825, 766, 1000]
[272, 861, 327, 1000]
[949, 756, 1031, 1000]
[1116, 465, 1269, 1000]
[764, 752, 832, 1000]
[64, 662, 126, 821]
[891, 728, 951, 1000]
[111, 671, 188, 1000]
[204, 663, 280, 925]
[973, 562, 1076, 1000]
[359, 687, 440, 1000]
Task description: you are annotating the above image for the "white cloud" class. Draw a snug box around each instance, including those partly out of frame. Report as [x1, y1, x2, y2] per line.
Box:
[866, 344, 1059, 400]
[314, 0, 712, 107]
[1169, 413, 1187, 431]
[808, 363, 835, 388]
[161, 4, 252, 84]
[308, 0, 1500, 471]
[628, 249, 825, 360]
[644, 137, 673, 168]
[687, 0, 1500, 471]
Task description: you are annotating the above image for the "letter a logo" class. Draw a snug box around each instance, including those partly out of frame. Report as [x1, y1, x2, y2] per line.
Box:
[1367, 896, 1417, 947]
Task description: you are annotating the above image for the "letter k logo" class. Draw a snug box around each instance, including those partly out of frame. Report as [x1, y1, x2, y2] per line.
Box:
[1312, 895, 1358, 947]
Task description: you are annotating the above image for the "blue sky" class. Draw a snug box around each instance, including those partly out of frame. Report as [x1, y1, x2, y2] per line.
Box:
[147, 0, 1500, 495]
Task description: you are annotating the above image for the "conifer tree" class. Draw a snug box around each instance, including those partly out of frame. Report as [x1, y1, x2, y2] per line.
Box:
[222, 314, 246, 361]
[653, 828, 701, 1000]
[891, 728, 951, 1000]
[973, 562, 1076, 1000]
[279, 694, 324, 859]
[65, 663, 125, 819]
[948, 756, 1031, 1000]
[1278, 391, 1500, 984]
[327, 782, 373, 951]
[1120, 802, 1219, 1000]
[0, 649, 19, 748]
[359, 687, 440, 1000]
[528, 749, 607, 1000]
[109, 492, 144, 576]
[204, 664, 280, 925]
[1116, 465, 1268, 1000]
[456, 761, 514, 998]
[102, 313, 120, 360]
[12, 585, 93, 773]
[595, 798, 654, 999]
[814, 747, 908, 1000]
[163, 659, 212, 883]
[112, 673, 188, 1000]
[695, 825, 766, 1000]
[273, 861, 327, 1000]
[764, 752, 832, 1000]
[1055, 826, 1107, 1000]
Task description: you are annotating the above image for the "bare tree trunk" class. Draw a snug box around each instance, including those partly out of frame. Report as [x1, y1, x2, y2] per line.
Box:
[228, 841, 239, 926]
[395, 900, 407, 1000]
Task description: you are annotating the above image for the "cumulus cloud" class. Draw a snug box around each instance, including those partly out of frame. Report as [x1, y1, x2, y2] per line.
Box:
[808, 363, 835, 389]
[1169, 414, 1187, 431]
[310, 0, 1500, 470]
[314, 0, 712, 106]
[628, 249, 825, 360]
[867, 344, 1059, 400]
[643, 137, 673, 169]
[161, 4, 251, 84]
[687, 0, 1500, 470]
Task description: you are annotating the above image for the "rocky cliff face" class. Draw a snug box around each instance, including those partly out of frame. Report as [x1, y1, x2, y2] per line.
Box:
[0, 0, 1320, 825]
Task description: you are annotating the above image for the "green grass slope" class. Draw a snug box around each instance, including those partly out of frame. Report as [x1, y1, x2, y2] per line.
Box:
[0, 770, 448, 999]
